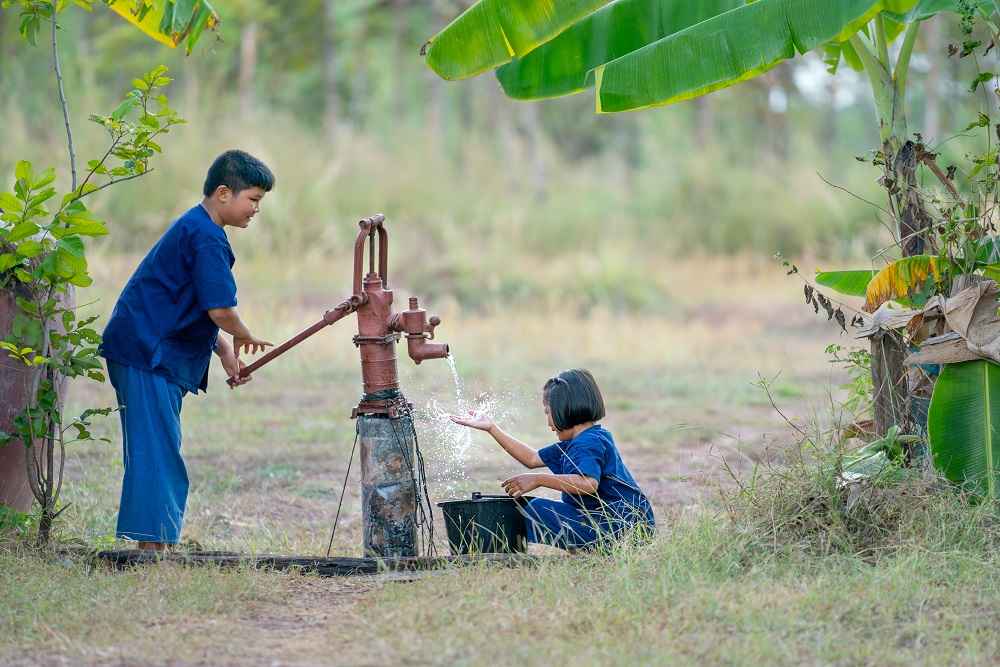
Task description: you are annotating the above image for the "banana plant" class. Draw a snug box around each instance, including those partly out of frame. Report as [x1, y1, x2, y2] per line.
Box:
[817, 234, 1000, 311]
[928, 359, 1000, 498]
[426, 1, 970, 123]
[425, 0, 994, 249]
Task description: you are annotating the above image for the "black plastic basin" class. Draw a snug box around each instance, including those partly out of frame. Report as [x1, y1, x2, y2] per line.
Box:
[437, 492, 529, 555]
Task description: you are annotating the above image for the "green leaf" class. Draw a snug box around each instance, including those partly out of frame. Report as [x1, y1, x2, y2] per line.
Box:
[8, 221, 40, 242]
[964, 112, 991, 132]
[885, 0, 994, 22]
[56, 235, 85, 260]
[14, 160, 32, 182]
[981, 264, 1000, 282]
[929, 360, 1000, 498]
[0, 254, 18, 273]
[67, 219, 108, 237]
[815, 270, 877, 297]
[425, 0, 611, 80]
[68, 273, 93, 288]
[593, 0, 918, 112]
[970, 72, 995, 94]
[0, 192, 25, 212]
[110, 95, 139, 122]
[15, 240, 44, 258]
[33, 168, 56, 189]
[59, 208, 109, 237]
[27, 188, 56, 209]
[496, 0, 743, 100]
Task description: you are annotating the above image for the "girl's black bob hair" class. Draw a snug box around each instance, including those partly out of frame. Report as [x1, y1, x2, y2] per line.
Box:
[543, 368, 606, 431]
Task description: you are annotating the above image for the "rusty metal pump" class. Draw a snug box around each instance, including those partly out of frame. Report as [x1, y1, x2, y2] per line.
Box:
[231, 213, 449, 413]
[232, 215, 449, 558]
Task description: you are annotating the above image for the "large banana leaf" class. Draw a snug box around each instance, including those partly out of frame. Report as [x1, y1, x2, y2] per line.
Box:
[594, 0, 918, 112]
[424, 0, 610, 80]
[495, 0, 743, 100]
[885, 0, 994, 21]
[816, 269, 877, 297]
[928, 360, 1000, 498]
[864, 255, 942, 312]
[106, 0, 219, 53]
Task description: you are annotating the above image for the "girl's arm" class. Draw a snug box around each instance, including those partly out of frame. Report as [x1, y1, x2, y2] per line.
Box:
[503, 472, 598, 498]
[449, 414, 544, 469]
[487, 424, 544, 469]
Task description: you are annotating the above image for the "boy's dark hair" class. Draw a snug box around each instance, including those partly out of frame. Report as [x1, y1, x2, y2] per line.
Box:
[543, 368, 606, 431]
[203, 149, 275, 197]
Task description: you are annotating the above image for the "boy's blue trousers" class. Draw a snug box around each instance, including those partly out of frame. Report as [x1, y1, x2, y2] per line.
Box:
[107, 360, 189, 544]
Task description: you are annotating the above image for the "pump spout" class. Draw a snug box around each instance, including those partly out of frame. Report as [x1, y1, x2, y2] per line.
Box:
[407, 337, 449, 364]
[394, 297, 450, 365]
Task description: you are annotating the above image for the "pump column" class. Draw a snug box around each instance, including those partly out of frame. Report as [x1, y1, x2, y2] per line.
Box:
[358, 412, 417, 557]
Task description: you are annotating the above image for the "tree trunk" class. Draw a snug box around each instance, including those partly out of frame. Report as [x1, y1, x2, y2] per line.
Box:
[239, 22, 259, 115]
[323, 1, 339, 141]
[871, 330, 909, 438]
[923, 17, 942, 143]
[693, 97, 714, 147]
[770, 65, 793, 161]
[821, 75, 838, 156]
[869, 137, 931, 440]
[519, 102, 547, 201]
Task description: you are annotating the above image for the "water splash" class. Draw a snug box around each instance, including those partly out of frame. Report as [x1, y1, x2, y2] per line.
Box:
[415, 353, 517, 498]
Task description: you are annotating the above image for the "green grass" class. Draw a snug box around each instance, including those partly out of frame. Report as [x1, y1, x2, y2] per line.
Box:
[9, 255, 996, 665]
[0, 544, 284, 663]
[338, 516, 1000, 666]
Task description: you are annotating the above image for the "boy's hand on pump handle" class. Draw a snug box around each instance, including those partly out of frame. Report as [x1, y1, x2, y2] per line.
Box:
[233, 333, 273, 356]
[207, 306, 273, 387]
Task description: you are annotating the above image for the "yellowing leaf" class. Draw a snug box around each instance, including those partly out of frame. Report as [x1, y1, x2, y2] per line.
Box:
[864, 255, 942, 312]
[105, 0, 220, 53]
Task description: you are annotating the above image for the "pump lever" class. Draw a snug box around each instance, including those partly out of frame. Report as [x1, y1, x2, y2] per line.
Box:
[226, 299, 356, 387]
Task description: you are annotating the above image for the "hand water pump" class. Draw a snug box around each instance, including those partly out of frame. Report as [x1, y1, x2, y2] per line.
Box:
[232, 214, 449, 557]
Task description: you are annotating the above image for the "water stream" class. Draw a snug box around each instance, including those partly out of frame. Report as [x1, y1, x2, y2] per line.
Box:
[417, 353, 516, 498]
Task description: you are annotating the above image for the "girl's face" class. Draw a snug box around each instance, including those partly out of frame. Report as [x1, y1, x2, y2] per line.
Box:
[543, 402, 573, 441]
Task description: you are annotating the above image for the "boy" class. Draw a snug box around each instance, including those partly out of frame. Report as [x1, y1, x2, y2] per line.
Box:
[100, 149, 274, 551]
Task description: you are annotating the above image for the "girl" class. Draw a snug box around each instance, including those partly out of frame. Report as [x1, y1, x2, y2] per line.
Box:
[451, 368, 655, 551]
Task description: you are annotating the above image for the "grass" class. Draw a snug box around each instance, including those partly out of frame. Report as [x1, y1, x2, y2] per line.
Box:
[7, 254, 1000, 665]
[338, 514, 1000, 666]
[6, 252, 1000, 666]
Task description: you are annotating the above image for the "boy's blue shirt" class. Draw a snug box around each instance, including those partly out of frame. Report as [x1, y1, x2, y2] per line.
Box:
[100, 203, 237, 393]
[538, 424, 653, 517]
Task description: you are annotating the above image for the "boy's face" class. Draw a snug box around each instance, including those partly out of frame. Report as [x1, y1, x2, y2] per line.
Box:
[215, 186, 266, 229]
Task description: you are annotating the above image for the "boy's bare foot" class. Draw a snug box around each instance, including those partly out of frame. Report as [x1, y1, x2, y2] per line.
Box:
[137, 541, 168, 552]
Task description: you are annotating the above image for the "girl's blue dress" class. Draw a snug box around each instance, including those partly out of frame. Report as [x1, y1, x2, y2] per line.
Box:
[522, 424, 654, 550]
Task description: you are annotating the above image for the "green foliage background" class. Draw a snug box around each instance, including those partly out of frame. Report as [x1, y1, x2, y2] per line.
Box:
[0, 3, 992, 309]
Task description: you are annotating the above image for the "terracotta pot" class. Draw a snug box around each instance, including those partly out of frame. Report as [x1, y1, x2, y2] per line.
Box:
[0, 286, 42, 513]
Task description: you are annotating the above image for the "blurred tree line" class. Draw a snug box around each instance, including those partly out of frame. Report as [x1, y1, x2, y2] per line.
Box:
[0, 4, 992, 269]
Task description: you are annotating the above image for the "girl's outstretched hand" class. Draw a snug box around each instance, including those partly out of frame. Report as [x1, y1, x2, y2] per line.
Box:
[449, 411, 495, 432]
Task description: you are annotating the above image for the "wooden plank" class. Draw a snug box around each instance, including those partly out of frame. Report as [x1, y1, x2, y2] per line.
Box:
[76, 549, 541, 577]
